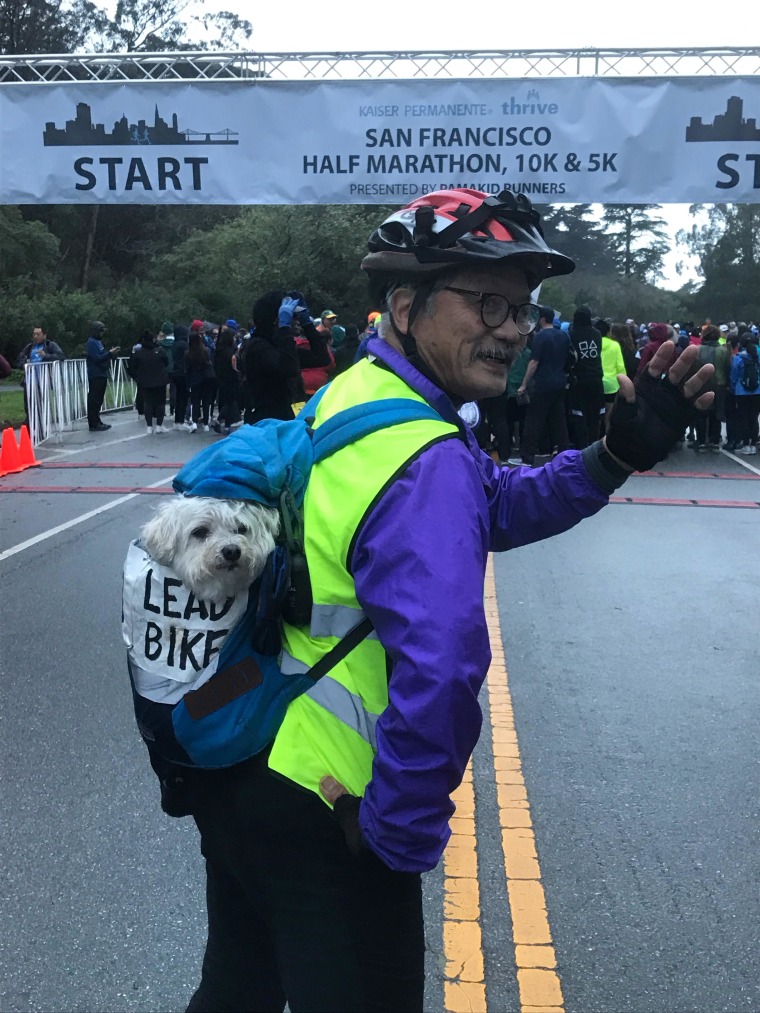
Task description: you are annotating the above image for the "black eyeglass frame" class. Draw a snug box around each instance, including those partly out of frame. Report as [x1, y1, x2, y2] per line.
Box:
[443, 286, 540, 335]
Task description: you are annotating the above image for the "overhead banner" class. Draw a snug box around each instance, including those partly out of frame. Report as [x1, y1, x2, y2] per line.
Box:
[1, 76, 760, 204]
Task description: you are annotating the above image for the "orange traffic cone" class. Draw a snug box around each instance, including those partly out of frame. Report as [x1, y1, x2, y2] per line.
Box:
[0, 426, 22, 476]
[17, 425, 39, 470]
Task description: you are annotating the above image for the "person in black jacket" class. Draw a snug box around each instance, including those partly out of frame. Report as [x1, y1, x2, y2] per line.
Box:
[128, 331, 170, 434]
[567, 306, 605, 449]
[212, 329, 241, 434]
[170, 325, 190, 427]
[333, 325, 362, 375]
[244, 290, 330, 424]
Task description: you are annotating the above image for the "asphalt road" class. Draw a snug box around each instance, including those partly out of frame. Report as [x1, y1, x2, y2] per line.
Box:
[1, 415, 758, 1012]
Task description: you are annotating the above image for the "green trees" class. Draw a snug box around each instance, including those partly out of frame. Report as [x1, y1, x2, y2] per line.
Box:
[677, 204, 760, 323]
[600, 204, 670, 283]
[0, 0, 251, 55]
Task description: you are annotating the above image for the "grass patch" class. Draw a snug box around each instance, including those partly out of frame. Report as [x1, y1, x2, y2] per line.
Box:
[0, 387, 25, 426]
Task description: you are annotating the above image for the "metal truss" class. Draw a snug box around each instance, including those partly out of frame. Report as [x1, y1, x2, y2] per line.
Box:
[1, 47, 760, 84]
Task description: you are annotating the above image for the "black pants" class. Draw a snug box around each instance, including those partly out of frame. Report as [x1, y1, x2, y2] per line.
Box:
[695, 412, 722, 446]
[190, 379, 215, 425]
[725, 391, 741, 446]
[173, 378, 189, 425]
[737, 394, 760, 445]
[86, 375, 108, 428]
[216, 380, 241, 427]
[520, 387, 569, 464]
[479, 392, 525, 460]
[142, 385, 166, 426]
[568, 383, 605, 449]
[183, 755, 425, 1013]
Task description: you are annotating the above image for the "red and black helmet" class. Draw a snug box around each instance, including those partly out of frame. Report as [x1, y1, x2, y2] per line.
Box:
[362, 187, 574, 295]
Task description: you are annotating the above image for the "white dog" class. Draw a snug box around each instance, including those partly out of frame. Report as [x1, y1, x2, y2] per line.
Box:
[140, 496, 280, 605]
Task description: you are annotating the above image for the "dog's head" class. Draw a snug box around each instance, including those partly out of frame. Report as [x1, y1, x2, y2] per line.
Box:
[140, 496, 280, 603]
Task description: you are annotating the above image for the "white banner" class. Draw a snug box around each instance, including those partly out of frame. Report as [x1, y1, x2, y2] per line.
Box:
[2, 76, 760, 204]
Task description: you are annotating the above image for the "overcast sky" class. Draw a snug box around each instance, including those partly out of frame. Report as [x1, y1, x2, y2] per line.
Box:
[217, 0, 754, 53]
[182, 0, 757, 288]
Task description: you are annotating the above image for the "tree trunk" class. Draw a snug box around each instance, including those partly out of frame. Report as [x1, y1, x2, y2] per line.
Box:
[80, 204, 99, 292]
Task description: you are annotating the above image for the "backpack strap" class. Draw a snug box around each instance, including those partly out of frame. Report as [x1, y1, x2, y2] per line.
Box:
[311, 397, 444, 464]
[306, 615, 375, 682]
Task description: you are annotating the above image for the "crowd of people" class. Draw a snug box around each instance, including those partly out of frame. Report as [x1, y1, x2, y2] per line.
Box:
[14, 305, 760, 463]
[473, 312, 760, 465]
[107, 304, 368, 436]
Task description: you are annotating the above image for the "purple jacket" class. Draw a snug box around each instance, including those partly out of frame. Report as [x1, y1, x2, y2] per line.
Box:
[354, 339, 613, 872]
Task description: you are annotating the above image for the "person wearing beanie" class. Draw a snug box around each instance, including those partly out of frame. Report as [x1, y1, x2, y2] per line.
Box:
[244, 289, 330, 423]
[637, 322, 672, 375]
[85, 319, 120, 432]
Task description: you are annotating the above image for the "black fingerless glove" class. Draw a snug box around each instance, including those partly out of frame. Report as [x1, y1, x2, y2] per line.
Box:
[333, 793, 367, 858]
[606, 368, 710, 472]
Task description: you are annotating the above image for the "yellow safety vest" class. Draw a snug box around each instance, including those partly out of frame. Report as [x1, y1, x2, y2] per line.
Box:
[268, 356, 459, 799]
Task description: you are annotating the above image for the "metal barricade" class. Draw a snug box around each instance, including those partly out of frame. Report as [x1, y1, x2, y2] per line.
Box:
[24, 358, 136, 446]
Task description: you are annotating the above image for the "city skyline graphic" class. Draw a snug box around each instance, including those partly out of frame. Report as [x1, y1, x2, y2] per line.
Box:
[43, 102, 239, 146]
[685, 96, 760, 142]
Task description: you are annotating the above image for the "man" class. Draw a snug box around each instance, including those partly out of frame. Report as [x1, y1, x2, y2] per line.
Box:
[511, 305, 571, 465]
[566, 305, 605, 448]
[179, 189, 714, 1013]
[85, 320, 120, 432]
[16, 325, 65, 369]
[317, 308, 337, 335]
[16, 325, 65, 427]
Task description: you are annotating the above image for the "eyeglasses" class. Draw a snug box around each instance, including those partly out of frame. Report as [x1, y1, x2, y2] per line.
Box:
[444, 286, 540, 335]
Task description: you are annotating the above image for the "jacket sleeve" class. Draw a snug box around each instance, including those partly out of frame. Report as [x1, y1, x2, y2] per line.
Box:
[353, 437, 618, 872]
[86, 337, 112, 366]
[296, 323, 331, 368]
[353, 439, 491, 873]
[46, 341, 65, 362]
[245, 330, 300, 382]
[461, 423, 613, 551]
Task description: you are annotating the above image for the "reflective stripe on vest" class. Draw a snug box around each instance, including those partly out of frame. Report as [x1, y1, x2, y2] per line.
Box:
[280, 649, 379, 749]
[310, 602, 378, 640]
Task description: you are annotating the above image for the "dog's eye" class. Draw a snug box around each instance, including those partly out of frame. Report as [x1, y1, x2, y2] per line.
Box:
[191, 526, 210, 539]
[236, 525, 249, 535]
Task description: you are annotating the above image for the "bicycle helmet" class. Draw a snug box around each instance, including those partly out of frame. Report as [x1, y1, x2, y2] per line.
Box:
[362, 187, 574, 300]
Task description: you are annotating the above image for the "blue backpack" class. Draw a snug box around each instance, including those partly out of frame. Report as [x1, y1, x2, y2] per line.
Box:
[124, 389, 444, 782]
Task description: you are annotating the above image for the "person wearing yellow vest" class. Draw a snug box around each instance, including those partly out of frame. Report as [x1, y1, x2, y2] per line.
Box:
[599, 317, 627, 432]
[183, 189, 716, 1013]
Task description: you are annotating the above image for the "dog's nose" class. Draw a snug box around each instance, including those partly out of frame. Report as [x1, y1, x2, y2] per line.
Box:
[221, 545, 242, 562]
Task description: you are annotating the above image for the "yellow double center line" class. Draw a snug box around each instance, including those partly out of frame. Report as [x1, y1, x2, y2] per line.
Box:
[443, 556, 564, 1012]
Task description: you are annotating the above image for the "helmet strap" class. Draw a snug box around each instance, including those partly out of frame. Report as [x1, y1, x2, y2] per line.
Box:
[388, 282, 434, 359]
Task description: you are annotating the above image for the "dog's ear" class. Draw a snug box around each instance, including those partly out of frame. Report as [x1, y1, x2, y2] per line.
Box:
[244, 503, 280, 539]
[140, 502, 181, 565]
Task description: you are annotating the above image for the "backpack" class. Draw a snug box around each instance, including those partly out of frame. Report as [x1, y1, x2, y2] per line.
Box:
[124, 388, 444, 780]
[740, 354, 759, 392]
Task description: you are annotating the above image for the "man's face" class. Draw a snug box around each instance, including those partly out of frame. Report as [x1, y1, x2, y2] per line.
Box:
[400, 266, 532, 401]
[322, 316, 336, 331]
[32, 328, 45, 344]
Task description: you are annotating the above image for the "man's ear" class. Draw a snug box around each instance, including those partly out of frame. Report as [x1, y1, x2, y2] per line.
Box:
[387, 288, 416, 334]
